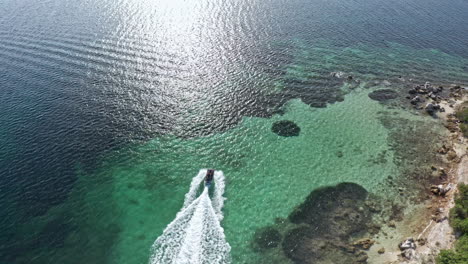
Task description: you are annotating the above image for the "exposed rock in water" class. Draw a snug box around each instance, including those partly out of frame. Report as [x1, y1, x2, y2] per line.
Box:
[271, 120, 300, 137]
[252, 227, 282, 251]
[330, 71, 346, 78]
[425, 103, 441, 115]
[399, 238, 417, 260]
[368, 89, 398, 101]
[410, 96, 422, 105]
[437, 144, 450, 154]
[430, 184, 453, 196]
[447, 150, 458, 161]
[402, 249, 416, 260]
[399, 237, 416, 250]
[351, 238, 375, 250]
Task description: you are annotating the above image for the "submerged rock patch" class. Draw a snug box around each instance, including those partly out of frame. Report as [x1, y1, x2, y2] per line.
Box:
[368, 89, 398, 101]
[252, 182, 379, 264]
[283, 183, 373, 263]
[271, 120, 300, 137]
[252, 226, 282, 251]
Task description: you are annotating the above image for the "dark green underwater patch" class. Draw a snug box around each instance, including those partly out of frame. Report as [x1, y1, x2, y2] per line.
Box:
[271, 120, 300, 137]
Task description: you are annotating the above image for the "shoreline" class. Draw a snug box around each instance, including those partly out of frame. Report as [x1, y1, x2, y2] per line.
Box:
[367, 90, 468, 264]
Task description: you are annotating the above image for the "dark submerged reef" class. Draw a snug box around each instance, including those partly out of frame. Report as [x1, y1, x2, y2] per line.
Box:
[279, 75, 349, 108]
[0, 168, 120, 264]
[253, 227, 282, 250]
[253, 183, 380, 264]
[368, 89, 399, 101]
[271, 120, 301, 137]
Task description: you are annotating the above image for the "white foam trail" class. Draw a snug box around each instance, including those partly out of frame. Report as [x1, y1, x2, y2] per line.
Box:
[182, 169, 206, 209]
[149, 170, 231, 264]
[212, 170, 226, 220]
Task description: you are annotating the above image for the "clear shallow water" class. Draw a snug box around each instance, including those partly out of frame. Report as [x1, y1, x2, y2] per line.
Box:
[1, 0, 468, 263]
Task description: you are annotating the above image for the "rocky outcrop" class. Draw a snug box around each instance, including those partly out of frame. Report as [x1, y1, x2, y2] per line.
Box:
[430, 184, 453, 196]
[399, 238, 417, 260]
[425, 103, 441, 115]
[351, 238, 375, 250]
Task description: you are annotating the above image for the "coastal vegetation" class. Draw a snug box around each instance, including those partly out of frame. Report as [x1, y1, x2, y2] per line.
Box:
[455, 107, 468, 137]
[437, 184, 468, 264]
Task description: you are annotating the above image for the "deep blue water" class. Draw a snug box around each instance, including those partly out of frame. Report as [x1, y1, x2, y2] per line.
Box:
[1, 0, 468, 263]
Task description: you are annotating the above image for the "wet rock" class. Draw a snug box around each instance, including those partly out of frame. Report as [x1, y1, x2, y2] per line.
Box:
[430, 184, 453, 196]
[417, 238, 427, 246]
[378, 247, 385, 254]
[414, 84, 428, 94]
[330, 71, 346, 78]
[410, 96, 422, 105]
[399, 238, 416, 251]
[368, 89, 398, 101]
[354, 250, 368, 263]
[253, 226, 282, 250]
[424, 82, 431, 89]
[447, 150, 458, 161]
[444, 121, 458, 133]
[437, 145, 450, 154]
[433, 213, 447, 223]
[425, 103, 440, 115]
[352, 238, 375, 250]
[402, 248, 416, 260]
[439, 168, 447, 178]
[271, 120, 300, 137]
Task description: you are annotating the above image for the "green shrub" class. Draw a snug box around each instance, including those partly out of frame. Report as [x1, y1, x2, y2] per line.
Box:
[437, 184, 468, 264]
[450, 184, 468, 234]
[455, 108, 468, 123]
[460, 124, 468, 138]
[437, 236, 468, 264]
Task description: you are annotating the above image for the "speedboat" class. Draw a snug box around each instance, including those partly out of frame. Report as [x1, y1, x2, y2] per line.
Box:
[205, 169, 214, 187]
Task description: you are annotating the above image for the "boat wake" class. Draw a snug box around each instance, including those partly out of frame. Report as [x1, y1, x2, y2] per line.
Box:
[149, 170, 231, 264]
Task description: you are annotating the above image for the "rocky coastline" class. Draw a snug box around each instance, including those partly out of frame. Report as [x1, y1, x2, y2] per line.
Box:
[247, 78, 468, 264]
[366, 83, 468, 264]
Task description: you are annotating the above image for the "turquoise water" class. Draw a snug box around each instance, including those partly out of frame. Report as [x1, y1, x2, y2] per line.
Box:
[2, 0, 468, 263]
[28, 84, 441, 263]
